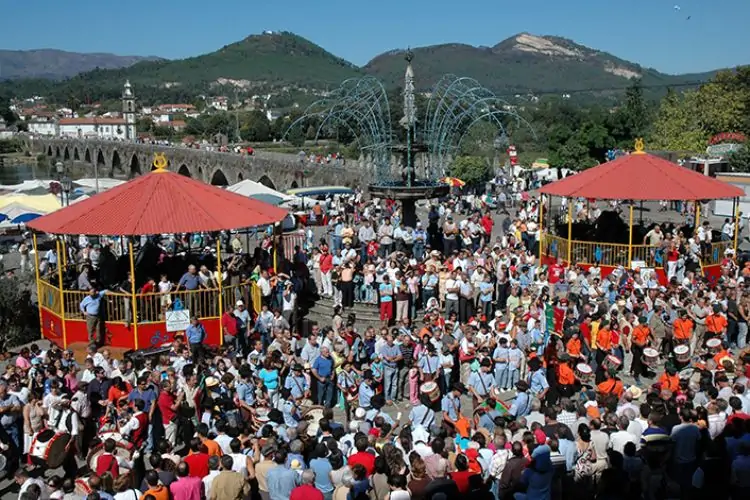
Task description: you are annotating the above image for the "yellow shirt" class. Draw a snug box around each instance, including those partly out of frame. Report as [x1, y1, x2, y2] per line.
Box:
[590, 320, 601, 348]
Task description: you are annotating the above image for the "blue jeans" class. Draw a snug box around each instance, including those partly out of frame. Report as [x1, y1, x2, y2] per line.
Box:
[508, 369, 520, 389]
[495, 364, 509, 389]
[383, 365, 398, 402]
[317, 379, 334, 407]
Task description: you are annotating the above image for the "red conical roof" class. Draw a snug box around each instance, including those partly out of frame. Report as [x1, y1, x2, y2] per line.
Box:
[538, 152, 742, 201]
[28, 168, 288, 236]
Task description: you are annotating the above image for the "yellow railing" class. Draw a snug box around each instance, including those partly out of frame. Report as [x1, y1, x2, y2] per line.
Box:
[543, 235, 736, 270]
[40, 280, 263, 324]
[706, 240, 733, 266]
[38, 280, 62, 316]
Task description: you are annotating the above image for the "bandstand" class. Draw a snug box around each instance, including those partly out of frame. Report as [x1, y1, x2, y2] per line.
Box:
[27, 154, 288, 351]
[537, 140, 744, 283]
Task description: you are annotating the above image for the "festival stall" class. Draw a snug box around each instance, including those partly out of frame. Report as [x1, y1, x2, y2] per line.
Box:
[27, 154, 288, 351]
[538, 139, 743, 284]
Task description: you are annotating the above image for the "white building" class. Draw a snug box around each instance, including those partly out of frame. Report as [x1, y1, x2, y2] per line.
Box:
[27, 119, 58, 136]
[58, 117, 128, 139]
[209, 97, 228, 111]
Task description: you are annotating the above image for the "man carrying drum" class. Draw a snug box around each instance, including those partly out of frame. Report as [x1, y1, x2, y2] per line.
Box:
[630, 316, 654, 384]
[705, 304, 728, 344]
[467, 359, 496, 410]
[673, 309, 694, 349]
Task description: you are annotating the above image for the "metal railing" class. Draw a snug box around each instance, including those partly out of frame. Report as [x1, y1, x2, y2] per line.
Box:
[41, 279, 262, 324]
[542, 235, 734, 270]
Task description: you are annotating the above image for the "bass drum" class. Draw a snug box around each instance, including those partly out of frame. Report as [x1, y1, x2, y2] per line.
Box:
[87, 440, 135, 472]
[75, 477, 93, 497]
[302, 405, 326, 437]
[29, 429, 70, 469]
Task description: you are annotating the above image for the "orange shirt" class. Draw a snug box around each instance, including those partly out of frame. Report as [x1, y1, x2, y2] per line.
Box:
[713, 349, 731, 366]
[557, 363, 576, 386]
[107, 383, 132, 404]
[566, 338, 582, 357]
[201, 438, 223, 457]
[596, 328, 612, 351]
[673, 318, 693, 341]
[597, 378, 623, 398]
[706, 314, 727, 334]
[141, 486, 170, 500]
[659, 373, 680, 393]
[632, 325, 651, 347]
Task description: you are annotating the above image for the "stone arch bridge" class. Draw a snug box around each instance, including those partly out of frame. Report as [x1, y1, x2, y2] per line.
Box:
[26, 138, 371, 191]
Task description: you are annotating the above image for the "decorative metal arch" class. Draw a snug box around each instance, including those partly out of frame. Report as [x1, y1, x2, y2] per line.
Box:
[425, 76, 536, 175]
[284, 76, 394, 181]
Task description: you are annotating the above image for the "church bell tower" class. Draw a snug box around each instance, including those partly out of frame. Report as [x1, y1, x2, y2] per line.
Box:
[122, 80, 137, 141]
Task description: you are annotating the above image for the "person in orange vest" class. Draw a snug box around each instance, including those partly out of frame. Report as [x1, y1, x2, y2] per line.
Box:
[630, 316, 653, 384]
[672, 309, 694, 347]
[556, 353, 578, 398]
[658, 365, 680, 394]
[596, 369, 624, 399]
[595, 319, 613, 384]
[705, 304, 728, 341]
[566, 328, 583, 359]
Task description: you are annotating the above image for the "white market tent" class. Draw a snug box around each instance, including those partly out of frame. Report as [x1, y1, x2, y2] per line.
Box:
[226, 179, 300, 206]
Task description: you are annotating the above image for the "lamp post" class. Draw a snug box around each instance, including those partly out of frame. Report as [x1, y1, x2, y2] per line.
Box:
[494, 133, 510, 185]
[61, 176, 72, 207]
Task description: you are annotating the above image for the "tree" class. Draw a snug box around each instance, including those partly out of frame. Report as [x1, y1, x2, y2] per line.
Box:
[449, 156, 491, 186]
[239, 110, 271, 142]
[0, 275, 38, 352]
[649, 89, 706, 152]
[729, 146, 750, 173]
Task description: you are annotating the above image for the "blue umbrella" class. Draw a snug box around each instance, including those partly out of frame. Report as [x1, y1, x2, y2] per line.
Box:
[10, 213, 42, 224]
[0, 214, 7, 222]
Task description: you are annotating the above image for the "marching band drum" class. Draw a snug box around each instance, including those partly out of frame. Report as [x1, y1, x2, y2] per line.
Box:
[29, 429, 71, 469]
[420, 382, 441, 406]
[86, 432, 135, 472]
[674, 345, 691, 364]
[603, 355, 622, 372]
[575, 363, 593, 384]
[302, 406, 326, 437]
[706, 338, 722, 355]
[642, 348, 660, 368]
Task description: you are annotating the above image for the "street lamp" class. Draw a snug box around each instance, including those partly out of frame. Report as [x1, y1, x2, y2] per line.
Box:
[61, 176, 72, 207]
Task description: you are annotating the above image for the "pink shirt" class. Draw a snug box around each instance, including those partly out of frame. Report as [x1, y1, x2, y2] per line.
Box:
[15, 357, 30, 371]
[169, 476, 204, 500]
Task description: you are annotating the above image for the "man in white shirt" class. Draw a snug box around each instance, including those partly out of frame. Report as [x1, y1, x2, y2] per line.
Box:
[609, 415, 638, 455]
[203, 456, 222, 499]
[15, 470, 48, 499]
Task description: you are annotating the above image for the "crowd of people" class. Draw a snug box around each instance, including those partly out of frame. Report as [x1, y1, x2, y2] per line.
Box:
[6, 185, 750, 500]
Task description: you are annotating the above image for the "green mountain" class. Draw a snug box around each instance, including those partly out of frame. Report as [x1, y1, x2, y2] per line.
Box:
[0, 32, 727, 105]
[0, 49, 161, 80]
[364, 33, 719, 96]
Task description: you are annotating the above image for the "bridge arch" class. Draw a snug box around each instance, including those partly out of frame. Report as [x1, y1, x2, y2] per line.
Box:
[73, 148, 80, 161]
[111, 150, 122, 176]
[258, 175, 276, 191]
[237, 172, 244, 182]
[47, 146, 53, 157]
[96, 150, 106, 169]
[177, 164, 191, 177]
[63, 147, 70, 161]
[290, 180, 299, 189]
[84, 148, 91, 163]
[210, 169, 229, 186]
[129, 154, 141, 177]
[197, 167, 204, 182]
[55, 146, 61, 158]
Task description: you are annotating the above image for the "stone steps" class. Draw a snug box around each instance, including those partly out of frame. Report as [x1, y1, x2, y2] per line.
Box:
[306, 297, 382, 326]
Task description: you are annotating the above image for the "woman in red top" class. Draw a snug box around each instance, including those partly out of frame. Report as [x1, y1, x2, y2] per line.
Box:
[449, 454, 478, 494]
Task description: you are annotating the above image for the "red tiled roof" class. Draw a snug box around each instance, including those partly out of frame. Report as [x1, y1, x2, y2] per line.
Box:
[539, 152, 743, 201]
[27, 169, 288, 236]
[59, 117, 126, 126]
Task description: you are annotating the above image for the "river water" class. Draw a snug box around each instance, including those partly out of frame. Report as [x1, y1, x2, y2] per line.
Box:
[0, 162, 42, 185]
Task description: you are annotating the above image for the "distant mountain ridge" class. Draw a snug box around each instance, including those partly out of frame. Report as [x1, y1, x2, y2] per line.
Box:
[0, 49, 162, 80]
[0, 32, 730, 102]
[363, 33, 720, 94]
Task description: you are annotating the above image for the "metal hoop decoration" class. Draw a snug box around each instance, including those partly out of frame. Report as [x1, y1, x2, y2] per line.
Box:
[152, 153, 168, 171]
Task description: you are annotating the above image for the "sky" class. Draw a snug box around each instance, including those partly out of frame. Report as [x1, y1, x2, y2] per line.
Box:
[3, 0, 749, 75]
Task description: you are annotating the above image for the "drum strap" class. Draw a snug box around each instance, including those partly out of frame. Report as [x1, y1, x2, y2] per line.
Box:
[420, 407, 432, 427]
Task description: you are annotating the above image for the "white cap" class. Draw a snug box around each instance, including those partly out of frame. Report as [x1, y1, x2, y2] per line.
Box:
[236, 300, 244, 307]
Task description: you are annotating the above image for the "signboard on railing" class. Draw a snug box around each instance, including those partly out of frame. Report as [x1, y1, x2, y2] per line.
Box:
[165, 309, 191, 332]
